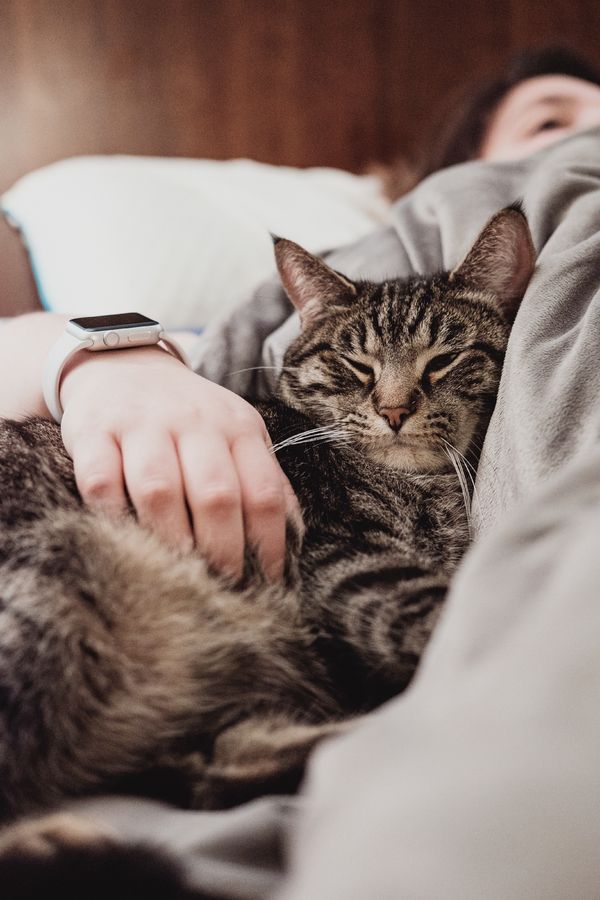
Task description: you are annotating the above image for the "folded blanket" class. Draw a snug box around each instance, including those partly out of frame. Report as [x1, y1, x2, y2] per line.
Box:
[76, 127, 600, 899]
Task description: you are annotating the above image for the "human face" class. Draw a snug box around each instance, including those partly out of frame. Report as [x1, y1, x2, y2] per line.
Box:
[480, 74, 600, 161]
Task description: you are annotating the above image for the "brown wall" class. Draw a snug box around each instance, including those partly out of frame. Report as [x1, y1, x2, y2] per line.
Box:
[1, 0, 599, 315]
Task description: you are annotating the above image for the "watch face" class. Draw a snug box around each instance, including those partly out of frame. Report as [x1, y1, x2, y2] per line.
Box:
[69, 313, 159, 331]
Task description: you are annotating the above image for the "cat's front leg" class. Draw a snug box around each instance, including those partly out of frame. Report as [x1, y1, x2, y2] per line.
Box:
[190, 714, 358, 810]
[114, 713, 346, 811]
[129, 712, 355, 811]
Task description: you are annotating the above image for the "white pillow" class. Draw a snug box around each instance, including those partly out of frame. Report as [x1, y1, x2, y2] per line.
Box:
[1, 156, 390, 329]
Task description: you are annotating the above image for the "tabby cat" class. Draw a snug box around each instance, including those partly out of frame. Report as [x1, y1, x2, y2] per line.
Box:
[0, 206, 534, 895]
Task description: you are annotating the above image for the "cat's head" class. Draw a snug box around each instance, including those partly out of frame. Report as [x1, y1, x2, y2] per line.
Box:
[274, 205, 535, 472]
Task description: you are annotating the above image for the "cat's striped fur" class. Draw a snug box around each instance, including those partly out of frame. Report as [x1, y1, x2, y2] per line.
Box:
[0, 206, 535, 896]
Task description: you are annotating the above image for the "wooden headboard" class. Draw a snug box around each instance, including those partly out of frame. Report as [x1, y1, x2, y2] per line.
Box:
[0, 224, 39, 316]
[1, 0, 599, 317]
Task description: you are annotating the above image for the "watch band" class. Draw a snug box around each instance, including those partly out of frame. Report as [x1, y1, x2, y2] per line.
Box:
[43, 331, 94, 424]
[157, 331, 192, 370]
[42, 328, 192, 424]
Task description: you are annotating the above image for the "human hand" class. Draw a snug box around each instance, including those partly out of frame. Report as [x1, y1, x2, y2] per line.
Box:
[59, 346, 300, 581]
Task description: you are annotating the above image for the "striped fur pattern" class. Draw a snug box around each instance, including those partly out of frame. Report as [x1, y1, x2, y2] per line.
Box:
[0, 207, 534, 892]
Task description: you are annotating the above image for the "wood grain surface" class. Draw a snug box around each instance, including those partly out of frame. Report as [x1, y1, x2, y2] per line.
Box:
[1, 0, 599, 315]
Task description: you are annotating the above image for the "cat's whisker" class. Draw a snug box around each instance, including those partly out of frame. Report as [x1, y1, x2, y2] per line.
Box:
[441, 437, 483, 537]
[269, 423, 351, 454]
[270, 435, 351, 454]
[272, 432, 348, 450]
[440, 438, 477, 484]
[465, 436, 483, 454]
[442, 445, 473, 538]
[279, 424, 346, 440]
[441, 437, 488, 529]
[441, 439, 478, 485]
[268, 419, 339, 443]
[224, 365, 299, 378]
[463, 437, 505, 511]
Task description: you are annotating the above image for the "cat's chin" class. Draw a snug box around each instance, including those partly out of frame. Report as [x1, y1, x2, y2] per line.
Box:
[364, 441, 450, 473]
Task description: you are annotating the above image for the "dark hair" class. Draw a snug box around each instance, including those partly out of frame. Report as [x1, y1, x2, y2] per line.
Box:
[381, 46, 600, 200]
[423, 47, 600, 177]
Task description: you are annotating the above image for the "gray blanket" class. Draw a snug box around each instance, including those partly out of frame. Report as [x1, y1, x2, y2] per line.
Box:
[77, 127, 600, 898]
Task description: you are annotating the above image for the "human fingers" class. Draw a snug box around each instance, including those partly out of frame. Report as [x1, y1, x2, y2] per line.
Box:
[231, 433, 288, 582]
[120, 429, 194, 553]
[178, 431, 245, 580]
[262, 430, 304, 538]
[279, 468, 304, 538]
[68, 430, 128, 519]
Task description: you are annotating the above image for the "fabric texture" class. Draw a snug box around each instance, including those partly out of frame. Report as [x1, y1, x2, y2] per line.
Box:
[62, 795, 298, 899]
[68, 127, 600, 898]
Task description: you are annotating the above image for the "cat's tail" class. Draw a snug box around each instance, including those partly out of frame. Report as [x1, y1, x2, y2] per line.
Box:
[0, 509, 337, 818]
[0, 714, 360, 899]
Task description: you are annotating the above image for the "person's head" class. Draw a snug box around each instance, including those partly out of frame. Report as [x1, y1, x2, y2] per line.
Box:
[479, 72, 600, 161]
[384, 47, 600, 199]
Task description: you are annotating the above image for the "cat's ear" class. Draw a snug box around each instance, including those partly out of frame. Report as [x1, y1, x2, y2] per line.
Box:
[450, 204, 536, 320]
[273, 236, 357, 327]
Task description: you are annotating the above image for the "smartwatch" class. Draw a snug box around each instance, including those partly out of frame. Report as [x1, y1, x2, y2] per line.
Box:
[43, 312, 192, 423]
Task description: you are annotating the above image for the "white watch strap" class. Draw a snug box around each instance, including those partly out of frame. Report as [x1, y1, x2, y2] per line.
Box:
[158, 331, 192, 370]
[42, 331, 94, 423]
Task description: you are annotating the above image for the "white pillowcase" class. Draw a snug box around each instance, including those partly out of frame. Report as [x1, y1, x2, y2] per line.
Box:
[1, 156, 390, 329]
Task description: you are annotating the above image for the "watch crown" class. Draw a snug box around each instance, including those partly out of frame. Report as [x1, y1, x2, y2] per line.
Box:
[103, 332, 120, 348]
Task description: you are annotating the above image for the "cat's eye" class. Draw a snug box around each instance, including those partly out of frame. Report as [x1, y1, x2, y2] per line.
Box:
[425, 351, 461, 375]
[340, 355, 374, 381]
[422, 350, 465, 386]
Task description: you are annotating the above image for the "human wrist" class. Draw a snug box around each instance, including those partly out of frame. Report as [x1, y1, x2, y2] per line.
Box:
[59, 344, 189, 410]
[42, 314, 193, 423]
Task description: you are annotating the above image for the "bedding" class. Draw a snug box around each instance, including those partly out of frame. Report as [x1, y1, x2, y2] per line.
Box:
[24, 126, 600, 897]
[0, 155, 389, 329]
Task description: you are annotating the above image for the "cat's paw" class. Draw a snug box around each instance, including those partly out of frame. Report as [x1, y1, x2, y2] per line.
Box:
[0, 812, 199, 899]
[196, 715, 353, 810]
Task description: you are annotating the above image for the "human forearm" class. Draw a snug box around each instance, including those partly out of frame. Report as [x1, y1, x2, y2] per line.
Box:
[0, 311, 299, 579]
[0, 312, 69, 419]
[0, 313, 200, 421]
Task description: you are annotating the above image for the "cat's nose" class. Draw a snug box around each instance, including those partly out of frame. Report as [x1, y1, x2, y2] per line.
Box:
[378, 406, 411, 433]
